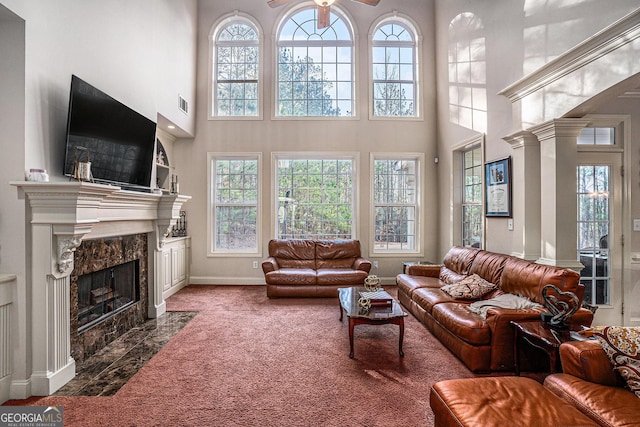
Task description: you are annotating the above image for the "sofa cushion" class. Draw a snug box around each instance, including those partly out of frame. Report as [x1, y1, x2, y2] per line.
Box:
[269, 239, 317, 269]
[396, 273, 441, 297]
[315, 240, 360, 269]
[544, 373, 640, 426]
[441, 274, 497, 300]
[591, 326, 640, 398]
[499, 257, 581, 304]
[432, 377, 599, 427]
[438, 267, 468, 284]
[317, 268, 367, 286]
[442, 246, 480, 275]
[468, 251, 507, 286]
[412, 287, 460, 314]
[431, 303, 490, 345]
[264, 268, 316, 286]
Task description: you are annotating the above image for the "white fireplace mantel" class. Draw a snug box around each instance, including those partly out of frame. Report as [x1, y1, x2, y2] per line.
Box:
[11, 180, 190, 397]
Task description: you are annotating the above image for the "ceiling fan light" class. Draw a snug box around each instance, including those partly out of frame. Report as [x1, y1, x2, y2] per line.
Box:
[314, 0, 336, 6]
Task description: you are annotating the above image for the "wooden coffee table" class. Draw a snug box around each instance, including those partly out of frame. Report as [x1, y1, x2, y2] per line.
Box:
[338, 287, 407, 359]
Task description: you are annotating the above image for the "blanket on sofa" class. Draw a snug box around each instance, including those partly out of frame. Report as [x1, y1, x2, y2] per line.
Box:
[469, 294, 543, 319]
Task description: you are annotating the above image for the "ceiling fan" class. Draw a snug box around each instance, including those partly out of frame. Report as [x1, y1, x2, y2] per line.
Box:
[268, 0, 380, 29]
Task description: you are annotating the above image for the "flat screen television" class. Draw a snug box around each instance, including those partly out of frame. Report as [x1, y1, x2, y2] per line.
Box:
[63, 75, 156, 191]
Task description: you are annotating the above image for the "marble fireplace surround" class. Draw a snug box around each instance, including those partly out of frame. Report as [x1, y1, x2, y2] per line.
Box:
[12, 181, 190, 396]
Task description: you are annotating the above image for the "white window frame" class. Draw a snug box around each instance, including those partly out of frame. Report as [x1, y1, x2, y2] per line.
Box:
[207, 152, 262, 257]
[370, 153, 423, 255]
[452, 135, 485, 248]
[271, 152, 359, 239]
[208, 12, 264, 120]
[369, 13, 422, 120]
[461, 145, 483, 248]
[273, 3, 358, 120]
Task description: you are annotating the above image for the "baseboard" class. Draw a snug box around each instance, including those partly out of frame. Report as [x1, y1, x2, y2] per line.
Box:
[188, 276, 398, 286]
[188, 276, 265, 285]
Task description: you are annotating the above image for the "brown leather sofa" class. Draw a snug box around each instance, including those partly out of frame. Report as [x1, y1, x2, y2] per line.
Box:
[262, 239, 372, 298]
[430, 340, 640, 426]
[396, 246, 594, 372]
[544, 340, 640, 426]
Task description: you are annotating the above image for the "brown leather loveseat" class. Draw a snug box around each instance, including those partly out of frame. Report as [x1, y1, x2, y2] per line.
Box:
[262, 239, 372, 298]
[396, 246, 594, 372]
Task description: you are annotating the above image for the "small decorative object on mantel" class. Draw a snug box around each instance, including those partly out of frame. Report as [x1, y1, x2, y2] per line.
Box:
[170, 174, 179, 194]
[72, 146, 94, 182]
[27, 168, 49, 182]
[171, 211, 188, 237]
[540, 284, 580, 329]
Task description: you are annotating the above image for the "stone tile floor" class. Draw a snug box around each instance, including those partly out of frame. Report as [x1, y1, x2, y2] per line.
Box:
[55, 311, 196, 397]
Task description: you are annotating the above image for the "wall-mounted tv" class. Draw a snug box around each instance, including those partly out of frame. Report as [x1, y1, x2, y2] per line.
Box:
[63, 75, 156, 191]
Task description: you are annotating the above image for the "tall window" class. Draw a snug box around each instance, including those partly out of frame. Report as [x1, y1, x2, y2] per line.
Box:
[209, 154, 260, 255]
[462, 147, 482, 248]
[371, 19, 418, 117]
[372, 156, 420, 253]
[275, 155, 355, 239]
[211, 15, 261, 118]
[276, 7, 355, 117]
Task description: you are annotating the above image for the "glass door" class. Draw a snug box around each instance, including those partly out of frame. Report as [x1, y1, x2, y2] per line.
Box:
[577, 155, 623, 325]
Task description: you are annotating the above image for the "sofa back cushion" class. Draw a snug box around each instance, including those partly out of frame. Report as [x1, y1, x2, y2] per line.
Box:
[439, 246, 480, 284]
[316, 240, 361, 269]
[269, 239, 316, 269]
[469, 250, 508, 285]
[500, 258, 581, 305]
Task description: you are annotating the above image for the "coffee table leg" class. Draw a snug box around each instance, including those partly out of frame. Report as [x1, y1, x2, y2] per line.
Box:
[399, 317, 405, 357]
[349, 318, 355, 358]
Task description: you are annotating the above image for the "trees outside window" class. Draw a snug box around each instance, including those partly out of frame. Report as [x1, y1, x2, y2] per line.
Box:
[462, 147, 482, 248]
[277, 7, 354, 117]
[211, 15, 261, 118]
[372, 19, 418, 117]
[209, 154, 260, 254]
[275, 156, 355, 239]
[372, 156, 420, 253]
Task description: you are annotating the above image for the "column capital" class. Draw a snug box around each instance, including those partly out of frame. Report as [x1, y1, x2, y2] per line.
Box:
[529, 118, 591, 142]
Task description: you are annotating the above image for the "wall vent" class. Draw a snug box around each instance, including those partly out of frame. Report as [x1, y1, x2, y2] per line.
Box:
[178, 95, 188, 115]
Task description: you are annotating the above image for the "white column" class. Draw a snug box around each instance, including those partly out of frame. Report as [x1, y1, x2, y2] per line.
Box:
[530, 118, 590, 270]
[504, 131, 540, 261]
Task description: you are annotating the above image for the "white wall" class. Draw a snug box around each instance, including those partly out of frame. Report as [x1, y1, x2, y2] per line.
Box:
[175, 0, 438, 284]
[0, 0, 197, 400]
[434, 0, 640, 257]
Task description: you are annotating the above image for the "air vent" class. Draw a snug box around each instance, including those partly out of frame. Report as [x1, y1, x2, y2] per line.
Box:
[178, 95, 188, 115]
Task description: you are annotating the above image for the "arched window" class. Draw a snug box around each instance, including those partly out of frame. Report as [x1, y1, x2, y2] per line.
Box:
[371, 17, 420, 118]
[276, 6, 355, 117]
[210, 14, 262, 119]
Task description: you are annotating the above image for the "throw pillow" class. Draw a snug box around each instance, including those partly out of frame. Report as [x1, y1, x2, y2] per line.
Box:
[591, 326, 640, 398]
[441, 274, 497, 300]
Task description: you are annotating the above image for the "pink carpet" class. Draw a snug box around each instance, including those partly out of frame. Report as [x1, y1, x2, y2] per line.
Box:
[7, 285, 475, 426]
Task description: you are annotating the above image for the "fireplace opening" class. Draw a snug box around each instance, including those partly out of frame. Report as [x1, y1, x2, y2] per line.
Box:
[77, 260, 140, 332]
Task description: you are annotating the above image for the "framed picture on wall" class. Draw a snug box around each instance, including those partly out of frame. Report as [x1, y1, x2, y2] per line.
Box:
[485, 157, 512, 217]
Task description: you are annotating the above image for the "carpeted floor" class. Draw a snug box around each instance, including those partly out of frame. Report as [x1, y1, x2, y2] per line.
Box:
[6, 285, 476, 426]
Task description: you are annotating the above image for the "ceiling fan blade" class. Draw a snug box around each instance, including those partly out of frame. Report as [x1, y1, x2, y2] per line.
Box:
[267, 0, 295, 8]
[317, 5, 330, 29]
[350, 0, 380, 6]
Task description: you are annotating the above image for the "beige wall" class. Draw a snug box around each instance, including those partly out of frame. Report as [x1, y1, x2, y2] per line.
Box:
[174, 0, 438, 284]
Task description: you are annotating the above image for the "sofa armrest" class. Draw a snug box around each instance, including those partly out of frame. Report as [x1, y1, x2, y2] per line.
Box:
[405, 264, 442, 277]
[352, 257, 372, 273]
[262, 257, 279, 274]
[559, 340, 620, 386]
